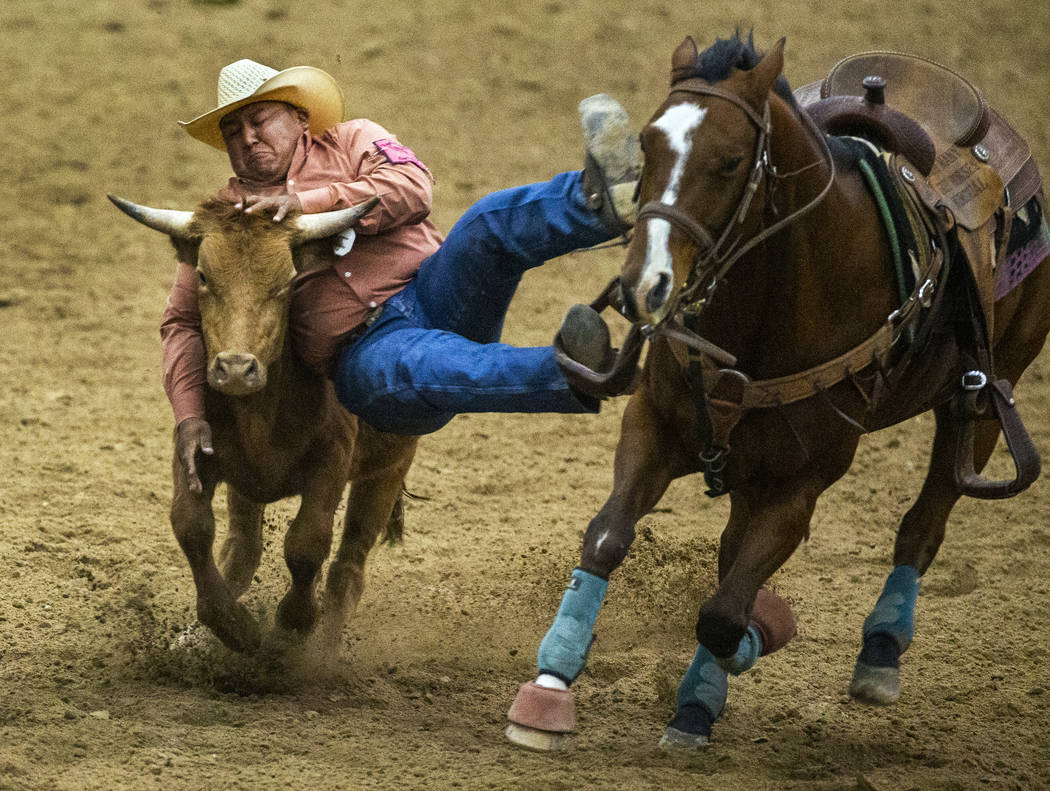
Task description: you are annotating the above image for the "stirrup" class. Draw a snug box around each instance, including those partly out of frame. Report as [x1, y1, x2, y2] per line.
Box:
[954, 377, 1040, 499]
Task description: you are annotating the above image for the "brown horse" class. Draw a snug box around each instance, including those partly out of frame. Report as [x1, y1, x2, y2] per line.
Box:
[110, 195, 419, 654]
[508, 32, 1050, 750]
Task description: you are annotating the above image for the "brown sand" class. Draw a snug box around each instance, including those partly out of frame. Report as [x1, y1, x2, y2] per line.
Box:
[3, 1, 1049, 788]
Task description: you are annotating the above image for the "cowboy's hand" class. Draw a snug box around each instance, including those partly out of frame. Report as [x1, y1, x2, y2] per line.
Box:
[237, 190, 302, 222]
[175, 417, 214, 494]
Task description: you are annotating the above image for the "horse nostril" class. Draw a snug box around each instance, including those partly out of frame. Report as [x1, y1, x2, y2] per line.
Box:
[646, 272, 672, 314]
[618, 282, 640, 322]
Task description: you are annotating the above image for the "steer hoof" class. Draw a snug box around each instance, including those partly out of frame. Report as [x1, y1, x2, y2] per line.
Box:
[505, 681, 576, 751]
[197, 598, 261, 653]
[276, 591, 319, 635]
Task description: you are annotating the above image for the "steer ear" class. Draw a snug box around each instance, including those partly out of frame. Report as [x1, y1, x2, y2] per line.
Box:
[291, 196, 381, 242]
[107, 194, 196, 239]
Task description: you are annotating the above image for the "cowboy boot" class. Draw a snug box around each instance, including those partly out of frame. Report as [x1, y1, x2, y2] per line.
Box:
[579, 94, 641, 233]
[557, 303, 615, 374]
[554, 303, 644, 402]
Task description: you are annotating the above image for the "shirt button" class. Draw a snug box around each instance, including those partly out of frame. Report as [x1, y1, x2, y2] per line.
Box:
[368, 301, 377, 308]
[344, 272, 352, 278]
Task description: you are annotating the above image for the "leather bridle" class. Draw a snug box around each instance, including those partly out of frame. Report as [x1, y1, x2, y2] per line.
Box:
[636, 78, 837, 326]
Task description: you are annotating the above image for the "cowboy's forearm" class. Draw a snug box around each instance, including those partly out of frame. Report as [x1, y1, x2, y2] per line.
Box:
[160, 261, 207, 425]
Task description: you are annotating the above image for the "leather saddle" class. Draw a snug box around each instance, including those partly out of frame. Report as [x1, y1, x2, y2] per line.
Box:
[795, 50, 1043, 338]
[796, 52, 1040, 233]
[796, 52, 1045, 499]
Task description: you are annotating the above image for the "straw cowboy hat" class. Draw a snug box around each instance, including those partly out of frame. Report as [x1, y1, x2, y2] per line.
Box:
[180, 59, 345, 150]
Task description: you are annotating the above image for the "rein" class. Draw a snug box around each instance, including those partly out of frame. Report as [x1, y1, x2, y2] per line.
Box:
[609, 78, 851, 496]
[584, 56, 1040, 502]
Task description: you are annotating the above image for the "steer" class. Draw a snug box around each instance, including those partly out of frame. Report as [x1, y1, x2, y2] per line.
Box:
[109, 194, 419, 652]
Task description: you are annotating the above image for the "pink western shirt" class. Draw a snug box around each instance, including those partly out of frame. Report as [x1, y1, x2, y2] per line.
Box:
[160, 119, 444, 425]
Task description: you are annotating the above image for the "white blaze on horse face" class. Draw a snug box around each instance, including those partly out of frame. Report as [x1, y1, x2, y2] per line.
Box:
[639, 103, 707, 317]
[654, 103, 707, 204]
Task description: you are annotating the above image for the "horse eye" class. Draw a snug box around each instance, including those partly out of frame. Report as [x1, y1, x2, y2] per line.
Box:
[719, 156, 744, 177]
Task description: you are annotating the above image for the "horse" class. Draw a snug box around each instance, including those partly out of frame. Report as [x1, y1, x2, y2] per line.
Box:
[507, 32, 1050, 750]
[110, 195, 419, 654]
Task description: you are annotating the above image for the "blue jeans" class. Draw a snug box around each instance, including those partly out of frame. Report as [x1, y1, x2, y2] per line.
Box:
[332, 171, 615, 435]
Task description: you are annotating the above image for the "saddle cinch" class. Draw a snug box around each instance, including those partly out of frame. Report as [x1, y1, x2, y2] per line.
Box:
[797, 52, 1045, 499]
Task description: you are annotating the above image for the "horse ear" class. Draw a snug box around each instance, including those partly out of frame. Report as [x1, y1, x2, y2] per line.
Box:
[743, 37, 786, 108]
[670, 36, 699, 83]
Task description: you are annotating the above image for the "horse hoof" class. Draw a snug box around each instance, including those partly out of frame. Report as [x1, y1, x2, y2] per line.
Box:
[751, 588, 797, 656]
[658, 726, 710, 751]
[659, 702, 714, 751]
[850, 632, 901, 704]
[505, 723, 569, 752]
[505, 681, 575, 751]
[850, 661, 900, 705]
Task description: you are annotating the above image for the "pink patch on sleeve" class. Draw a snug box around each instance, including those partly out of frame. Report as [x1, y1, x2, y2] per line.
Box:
[373, 138, 432, 178]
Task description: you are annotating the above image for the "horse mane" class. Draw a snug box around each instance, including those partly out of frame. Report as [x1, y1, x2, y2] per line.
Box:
[676, 29, 798, 110]
[677, 30, 866, 174]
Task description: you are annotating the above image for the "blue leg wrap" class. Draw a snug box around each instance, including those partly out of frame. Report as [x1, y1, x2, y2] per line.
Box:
[862, 565, 920, 652]
[676, 643, 729, 721]
[536, 568, 608, 684]
[717, 625, 764, 676]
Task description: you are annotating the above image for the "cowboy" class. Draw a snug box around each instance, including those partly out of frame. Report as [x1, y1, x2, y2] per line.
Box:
[163, 59, 638, 486]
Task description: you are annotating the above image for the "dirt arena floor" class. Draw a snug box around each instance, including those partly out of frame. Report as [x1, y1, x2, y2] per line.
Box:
[3, 1, 1050, 789]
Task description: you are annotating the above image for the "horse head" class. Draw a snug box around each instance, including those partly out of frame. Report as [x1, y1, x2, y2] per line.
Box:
[621, 34, 785, 326]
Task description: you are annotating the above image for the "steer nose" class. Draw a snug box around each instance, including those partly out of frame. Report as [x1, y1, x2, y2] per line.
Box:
[209, 352, 266, 395]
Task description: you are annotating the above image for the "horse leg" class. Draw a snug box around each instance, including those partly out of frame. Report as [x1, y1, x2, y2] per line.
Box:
[657, 497, 751, 750]
[696, 473, 824, 659]
[170, 463, 261, 652]
[507, 389, 692, 751]
[851, 293, 1050, 703]
[659, 481, 815, 749]
[216, 487, 264, 598]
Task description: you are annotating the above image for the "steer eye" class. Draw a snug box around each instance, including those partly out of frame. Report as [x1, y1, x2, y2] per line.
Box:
[197, 270, 207, 285]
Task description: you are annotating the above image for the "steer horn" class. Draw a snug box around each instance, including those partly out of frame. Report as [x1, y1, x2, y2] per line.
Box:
[107, 194, 195, 238]
[291, 196, 381, 241]
[108, 193, 380, 241]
